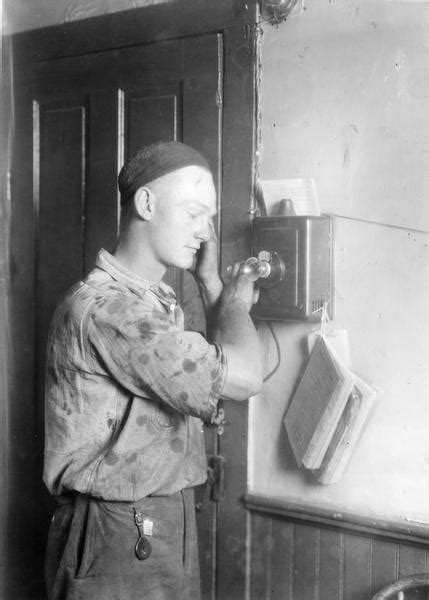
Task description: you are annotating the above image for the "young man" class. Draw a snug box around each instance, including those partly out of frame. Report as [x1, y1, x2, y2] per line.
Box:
[43, 141, 262, 600]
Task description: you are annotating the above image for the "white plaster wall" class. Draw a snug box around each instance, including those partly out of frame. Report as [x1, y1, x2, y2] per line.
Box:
[3, 0, 171, 34]
[258, 0, 429, 232]
[250, 0, 429, 523]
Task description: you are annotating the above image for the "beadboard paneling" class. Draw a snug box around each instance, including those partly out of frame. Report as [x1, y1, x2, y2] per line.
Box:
[249, 510, 429, 600]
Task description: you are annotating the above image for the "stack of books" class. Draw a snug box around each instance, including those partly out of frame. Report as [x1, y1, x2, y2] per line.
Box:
[284, 335, 376, 485]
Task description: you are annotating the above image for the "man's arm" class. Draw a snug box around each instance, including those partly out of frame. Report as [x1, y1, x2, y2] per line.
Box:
[211, 264, 262, 400]
[194, 226, 262, 401]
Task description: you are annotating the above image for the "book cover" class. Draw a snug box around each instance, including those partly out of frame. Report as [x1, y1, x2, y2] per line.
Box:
[284, 335, 356, 470]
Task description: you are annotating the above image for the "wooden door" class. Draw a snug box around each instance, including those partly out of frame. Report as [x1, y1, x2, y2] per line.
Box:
[13, 33, 222, 598]
[8, 4, 258, 598]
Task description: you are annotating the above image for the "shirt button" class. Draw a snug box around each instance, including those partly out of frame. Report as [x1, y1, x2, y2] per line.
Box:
[169, 303, 176, 312]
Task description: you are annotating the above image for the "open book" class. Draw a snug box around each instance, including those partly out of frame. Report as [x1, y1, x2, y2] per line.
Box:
[284, 335, 376, 481]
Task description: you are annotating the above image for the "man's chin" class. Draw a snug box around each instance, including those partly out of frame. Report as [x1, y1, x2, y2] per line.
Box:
[169, 256, 194, 271]
[183, 257, 195, 270]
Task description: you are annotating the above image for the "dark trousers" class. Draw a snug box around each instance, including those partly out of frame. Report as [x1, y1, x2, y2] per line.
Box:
[45, 488, 201, 600]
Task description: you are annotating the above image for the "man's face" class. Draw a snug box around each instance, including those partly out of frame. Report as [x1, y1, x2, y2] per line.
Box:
[146, 166, 217, 270]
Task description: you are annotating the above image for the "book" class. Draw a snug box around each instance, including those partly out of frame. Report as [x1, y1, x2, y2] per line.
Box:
[311, 375, 376, 484]
[284, 335, 356, 470]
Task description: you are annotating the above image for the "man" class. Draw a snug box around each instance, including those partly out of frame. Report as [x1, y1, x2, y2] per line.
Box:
[43, 141, 262, 599]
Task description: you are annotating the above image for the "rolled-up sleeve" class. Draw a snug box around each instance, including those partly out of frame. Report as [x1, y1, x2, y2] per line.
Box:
[86, 292, 226, 422]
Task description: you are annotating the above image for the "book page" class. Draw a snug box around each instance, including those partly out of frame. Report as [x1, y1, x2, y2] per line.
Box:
[312, 387, 361, 484]
[312, 376, 376, 484]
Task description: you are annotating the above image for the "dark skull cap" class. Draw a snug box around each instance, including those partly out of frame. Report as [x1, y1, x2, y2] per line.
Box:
[118, 141, 211, 206]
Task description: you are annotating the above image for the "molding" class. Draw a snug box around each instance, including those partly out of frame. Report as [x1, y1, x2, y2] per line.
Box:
[245, 493, 429, 547]
[10, 0, 259, 65]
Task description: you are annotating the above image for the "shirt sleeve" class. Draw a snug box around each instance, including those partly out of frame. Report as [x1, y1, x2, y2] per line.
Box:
[86, 291, 226, 422]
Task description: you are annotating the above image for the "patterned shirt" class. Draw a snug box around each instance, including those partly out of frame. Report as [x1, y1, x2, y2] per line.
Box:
[43, 249, 226, 501]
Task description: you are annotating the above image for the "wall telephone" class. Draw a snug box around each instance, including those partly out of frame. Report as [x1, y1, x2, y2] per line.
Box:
[244, 215, 333, 321]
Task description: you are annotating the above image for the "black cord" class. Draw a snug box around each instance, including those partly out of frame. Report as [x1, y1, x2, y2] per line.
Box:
[263, 321, 282, 382]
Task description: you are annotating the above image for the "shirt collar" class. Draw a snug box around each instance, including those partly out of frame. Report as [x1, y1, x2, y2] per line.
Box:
[95, 249, 177, 302]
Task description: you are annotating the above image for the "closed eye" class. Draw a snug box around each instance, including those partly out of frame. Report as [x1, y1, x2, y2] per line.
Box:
[188, 209, 204, 219]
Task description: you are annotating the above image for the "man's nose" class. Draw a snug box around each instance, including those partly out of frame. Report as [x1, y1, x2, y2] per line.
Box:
[196, 217, 210, 242]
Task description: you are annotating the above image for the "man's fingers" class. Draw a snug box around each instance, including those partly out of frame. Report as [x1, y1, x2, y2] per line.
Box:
[253, 287, 260, 305]
[207, 219, 218, 242]
[231, 262, 242, 277]
[226, 262, 241, 278]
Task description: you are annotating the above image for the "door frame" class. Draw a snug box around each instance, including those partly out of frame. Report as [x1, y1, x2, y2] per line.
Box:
[7, 2, 259, 598]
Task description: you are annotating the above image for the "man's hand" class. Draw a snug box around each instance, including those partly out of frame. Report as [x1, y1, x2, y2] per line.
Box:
[221, 262, 260, 313]
[193, 221, 220, 283]
[192, 221, 223, 307]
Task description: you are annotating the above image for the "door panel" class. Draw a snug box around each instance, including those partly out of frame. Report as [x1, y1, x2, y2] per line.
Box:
[38, 99, 86, 317]
[35, 97, 89, 552]
[126, 85, 181, 152]
[86, 90, 119, 267]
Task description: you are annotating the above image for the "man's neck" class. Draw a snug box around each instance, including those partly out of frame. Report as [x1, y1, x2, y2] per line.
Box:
[113, 239, 166, 284]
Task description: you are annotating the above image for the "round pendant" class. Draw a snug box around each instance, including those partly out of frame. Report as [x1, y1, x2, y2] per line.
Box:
[135, 536, 152, 560]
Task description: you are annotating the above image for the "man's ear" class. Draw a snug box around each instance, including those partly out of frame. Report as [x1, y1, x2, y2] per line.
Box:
[134, 187, 154, 221]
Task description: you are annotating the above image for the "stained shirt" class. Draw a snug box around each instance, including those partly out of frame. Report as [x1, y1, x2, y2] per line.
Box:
[43, 249, 227, 501]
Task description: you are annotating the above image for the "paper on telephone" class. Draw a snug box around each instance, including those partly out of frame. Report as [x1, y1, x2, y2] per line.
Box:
[259, 178, 320, 216]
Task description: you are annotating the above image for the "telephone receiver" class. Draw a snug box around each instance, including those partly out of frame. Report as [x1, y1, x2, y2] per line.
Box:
[242, 253, 286, 288]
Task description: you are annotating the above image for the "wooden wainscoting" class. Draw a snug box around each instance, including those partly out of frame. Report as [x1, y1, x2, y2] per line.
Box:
[246, 495, 429, 600]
